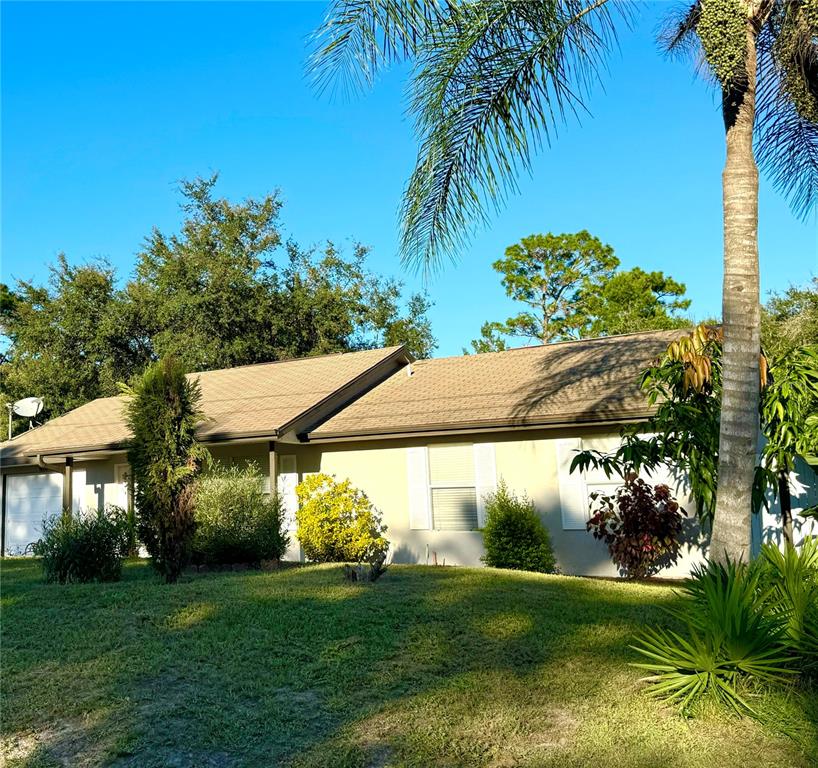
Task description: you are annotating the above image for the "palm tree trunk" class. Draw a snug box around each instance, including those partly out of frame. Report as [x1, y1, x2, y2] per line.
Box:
[710, 26, 761, 565]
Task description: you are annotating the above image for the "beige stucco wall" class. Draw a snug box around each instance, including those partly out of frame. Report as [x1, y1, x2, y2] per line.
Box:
[296, 428, 709, 577]
[6, 429, 813, 575]
[0, 456, 127, 511]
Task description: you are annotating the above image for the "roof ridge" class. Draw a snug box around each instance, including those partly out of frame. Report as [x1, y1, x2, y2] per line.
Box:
[188, 345, 404, 377]
[415, 328, 691, 365]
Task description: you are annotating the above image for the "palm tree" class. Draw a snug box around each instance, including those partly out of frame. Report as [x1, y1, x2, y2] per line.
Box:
[310, 0, 818, 564]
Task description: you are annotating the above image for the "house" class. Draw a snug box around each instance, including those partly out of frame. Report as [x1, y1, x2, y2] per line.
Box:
[1, 331, 814, 575]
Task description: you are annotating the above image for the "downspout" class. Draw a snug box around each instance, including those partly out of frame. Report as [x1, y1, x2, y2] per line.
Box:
[36, 454, 58, 473]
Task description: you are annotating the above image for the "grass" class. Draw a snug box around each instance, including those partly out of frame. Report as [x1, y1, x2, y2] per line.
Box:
[1, 559, 816, 768]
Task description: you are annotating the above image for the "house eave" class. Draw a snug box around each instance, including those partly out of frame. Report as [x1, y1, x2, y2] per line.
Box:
[302, 409, 653, 444]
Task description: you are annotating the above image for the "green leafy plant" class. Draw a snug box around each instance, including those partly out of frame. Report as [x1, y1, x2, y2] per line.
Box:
[758, 537, 818, 676]
[481, 481, 556, 573]
[36, 506, 130, 584]
[295, 473, 389, 565]
[572, 328, 818, 538]
[587, 476, 685, 579]
[122, 356, 209, 583]
[631, 559, 796, 716]
[758, 346, 818, 544]
[192, 463, 288, 565]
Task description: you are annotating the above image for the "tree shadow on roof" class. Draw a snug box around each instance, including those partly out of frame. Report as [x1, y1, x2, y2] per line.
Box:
[509, 336, 666, 426]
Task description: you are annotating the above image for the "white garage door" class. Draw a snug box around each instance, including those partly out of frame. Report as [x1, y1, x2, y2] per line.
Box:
[3, 472, 84, 556]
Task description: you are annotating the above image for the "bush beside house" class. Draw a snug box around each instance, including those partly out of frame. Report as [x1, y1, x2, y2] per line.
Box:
[295, 473, 389, 569]
[192, 463, 288, 566]
[481, 481, 556, 573]
[587, 476, 684, 579]
[36, 506, 130, 583]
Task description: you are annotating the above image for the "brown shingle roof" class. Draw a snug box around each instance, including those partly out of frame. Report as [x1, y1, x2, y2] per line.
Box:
[1, 346, 405, 463]
[308, 330, 688, 439]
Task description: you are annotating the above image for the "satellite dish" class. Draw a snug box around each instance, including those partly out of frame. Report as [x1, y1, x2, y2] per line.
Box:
[12, 397, 44, 419]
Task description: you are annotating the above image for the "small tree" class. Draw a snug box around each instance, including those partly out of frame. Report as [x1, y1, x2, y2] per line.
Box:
[758, 346, 818, 545]
[122, 356, 208, 583]
[572, 326, 818, 542]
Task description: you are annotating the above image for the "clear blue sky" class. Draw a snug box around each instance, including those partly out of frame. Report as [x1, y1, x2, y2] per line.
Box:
[2, 1, 816, 357]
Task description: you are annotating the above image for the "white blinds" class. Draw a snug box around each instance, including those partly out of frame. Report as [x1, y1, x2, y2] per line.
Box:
[431, 487, 478, 530]
[428, 444, 474, 485]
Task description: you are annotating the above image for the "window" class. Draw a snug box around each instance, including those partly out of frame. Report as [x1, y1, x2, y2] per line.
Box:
[428, 444, 478, 530]
[406, 444, 496, 531]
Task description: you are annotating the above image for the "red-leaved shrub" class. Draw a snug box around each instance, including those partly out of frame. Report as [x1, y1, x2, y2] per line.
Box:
[586, 475, 684, 579]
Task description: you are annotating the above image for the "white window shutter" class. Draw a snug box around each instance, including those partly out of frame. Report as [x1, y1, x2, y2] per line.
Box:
[556, 438, 588, 530]
[277, 455, 299, 530]
[473, 443, 497, 528]
[407, 446, 431, 530]
[72, 470, 86, 514]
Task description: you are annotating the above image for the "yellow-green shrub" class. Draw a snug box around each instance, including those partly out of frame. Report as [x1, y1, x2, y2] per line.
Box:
[295, 473, 388, 563]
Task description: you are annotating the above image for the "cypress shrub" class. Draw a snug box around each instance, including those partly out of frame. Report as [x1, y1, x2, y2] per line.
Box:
[122, 356, 208, 583]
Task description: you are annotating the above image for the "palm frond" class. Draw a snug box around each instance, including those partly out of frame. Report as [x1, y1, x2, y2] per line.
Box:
[399, 0, 630, 273]
[309, 0, 446, 99]
[658, 1, 701, 59]
[755, 1, 818, 220]
[631, 557, 798, 717]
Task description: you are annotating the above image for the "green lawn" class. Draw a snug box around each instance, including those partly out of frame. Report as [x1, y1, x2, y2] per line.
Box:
[1, 559, 816, 768]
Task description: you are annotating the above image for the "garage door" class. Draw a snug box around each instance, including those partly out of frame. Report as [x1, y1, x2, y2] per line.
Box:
[3, 472, 84, 556]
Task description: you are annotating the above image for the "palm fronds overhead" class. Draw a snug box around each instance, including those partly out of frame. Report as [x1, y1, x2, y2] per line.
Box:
[401, 0, 632, 273]
[311, 0, 818, 271]
[311, 0, 629, 273]
[756, 1, 818, 220]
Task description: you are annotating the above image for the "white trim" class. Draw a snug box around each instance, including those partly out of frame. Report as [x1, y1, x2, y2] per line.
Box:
[277, 454, 298, 530]
[556, 438, 588, 530]
[473, 443, 497, 528]
[407, 446, 432, 530]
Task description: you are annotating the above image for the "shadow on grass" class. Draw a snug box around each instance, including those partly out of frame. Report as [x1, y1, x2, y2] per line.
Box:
[1, 560, 815, 768]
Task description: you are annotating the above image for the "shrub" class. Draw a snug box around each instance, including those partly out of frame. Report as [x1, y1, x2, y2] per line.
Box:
[587, 475, 684, 579]
[632, 558, 796, 716]
[481, 481, 556, 573]
[295, 473, 388, 564]
[192, 463, 288, 565]
[36, 506, 130, 584]
[758, 537, 818, 676]
[123, 356, 209, 583]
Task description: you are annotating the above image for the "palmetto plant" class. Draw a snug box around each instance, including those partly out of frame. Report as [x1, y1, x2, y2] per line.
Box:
[758, 537, 818, 675]
[631, 559, 796, 715]
[311, 0, 818, 565]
